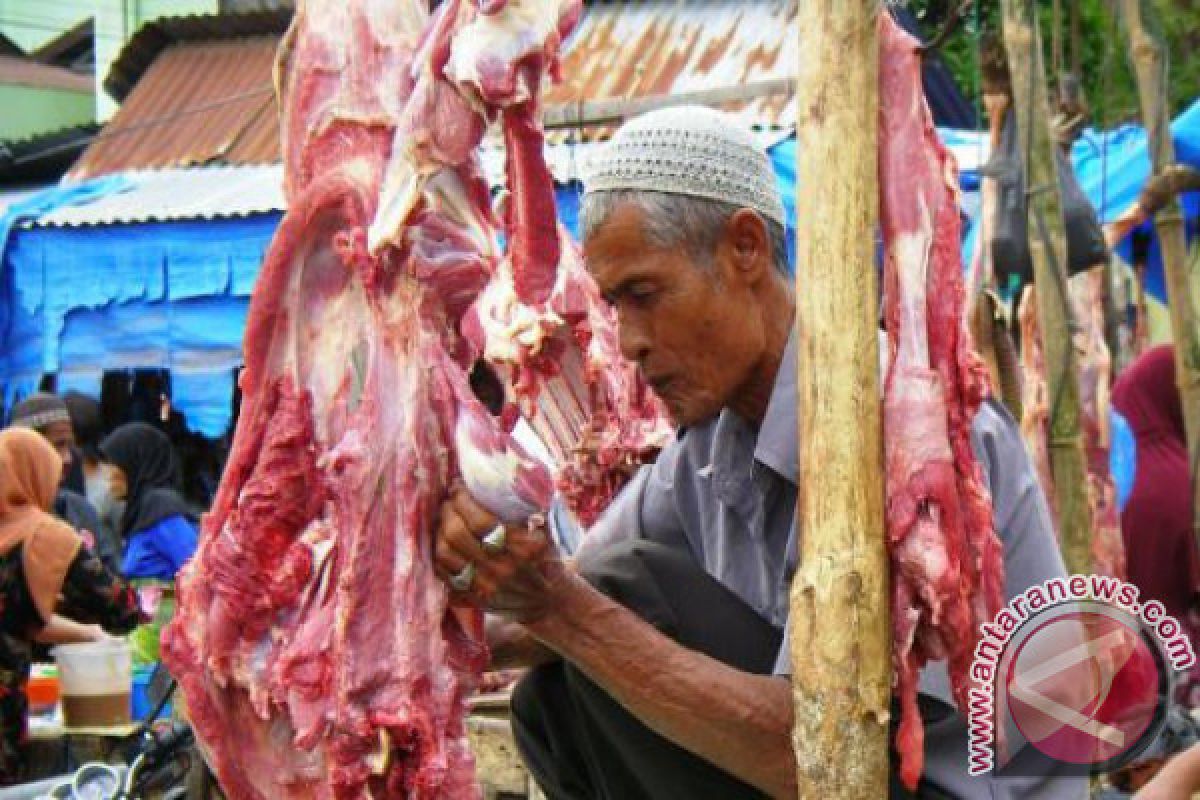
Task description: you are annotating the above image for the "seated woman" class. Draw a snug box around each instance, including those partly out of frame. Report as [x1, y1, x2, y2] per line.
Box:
[0, 428, 144, 784]
[98, 423, 200, 665]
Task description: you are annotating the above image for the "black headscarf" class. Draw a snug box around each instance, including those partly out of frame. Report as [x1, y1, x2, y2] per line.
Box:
[62, 391, 103, 459]
[99, 422, 193, 537]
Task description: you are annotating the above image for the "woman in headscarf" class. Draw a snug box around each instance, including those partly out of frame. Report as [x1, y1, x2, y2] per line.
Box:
[0, 428, 143, 784]
[98, 423, 199, 664]
[9, 392, 122, 575]
[1112, 344, 1200, 703]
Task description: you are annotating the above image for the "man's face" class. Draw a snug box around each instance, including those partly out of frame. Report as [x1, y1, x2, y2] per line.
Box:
[41, 420, 75, 484]
[583, 202, 766, 427]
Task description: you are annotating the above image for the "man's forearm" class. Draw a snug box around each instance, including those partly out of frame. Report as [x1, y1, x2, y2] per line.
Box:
[485, 614, 558, 670]
[524, 572, 796, 799]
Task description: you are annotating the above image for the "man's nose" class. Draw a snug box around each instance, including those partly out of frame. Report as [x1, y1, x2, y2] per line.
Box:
[617, 314, 650, 365]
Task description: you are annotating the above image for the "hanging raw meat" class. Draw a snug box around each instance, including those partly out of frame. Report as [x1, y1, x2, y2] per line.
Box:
[1016, 262, 1125, 579]
[1071, 269, 1127, 580]
[161, 1, 668, 797]
[878, 14, 1006, 790]
[1018, 284, 1058, 522]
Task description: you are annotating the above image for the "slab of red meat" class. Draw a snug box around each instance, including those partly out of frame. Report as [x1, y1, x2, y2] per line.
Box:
[878, 15, 1006, 789]
[161, 1, 667, 797]
[1020, 275, 1127, 579]
[1071, 269, 1126, 580]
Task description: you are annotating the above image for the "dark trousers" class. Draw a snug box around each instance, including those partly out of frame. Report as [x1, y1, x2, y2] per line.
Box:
[510, 539, 944, 800]
[510, 539, 780, 800]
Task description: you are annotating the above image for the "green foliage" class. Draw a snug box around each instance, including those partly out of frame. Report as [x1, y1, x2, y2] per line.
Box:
[907, 0, 1200, 128]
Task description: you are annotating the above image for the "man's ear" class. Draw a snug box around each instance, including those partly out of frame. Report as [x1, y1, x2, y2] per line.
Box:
[721, 209, 772, 286]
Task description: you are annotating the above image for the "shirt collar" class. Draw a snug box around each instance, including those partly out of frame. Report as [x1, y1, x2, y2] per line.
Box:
[753, 325, 798, 484]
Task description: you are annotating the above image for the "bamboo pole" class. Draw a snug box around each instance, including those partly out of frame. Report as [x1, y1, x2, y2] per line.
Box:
[1001, 0, 1096, 575]
[790, 2, 889, 796]
[1117, 0, 1200, 544]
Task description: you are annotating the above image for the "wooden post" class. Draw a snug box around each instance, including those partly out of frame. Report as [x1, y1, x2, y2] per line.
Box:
[1117, 0, 1200, 544]
[1000, 0, 1096, 575]
[790, 2, 890, 796]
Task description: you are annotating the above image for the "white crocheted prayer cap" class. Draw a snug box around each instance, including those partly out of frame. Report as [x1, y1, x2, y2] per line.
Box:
[583, 105, 786, 228]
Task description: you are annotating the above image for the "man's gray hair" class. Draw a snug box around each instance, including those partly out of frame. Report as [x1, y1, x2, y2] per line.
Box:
[580, 189, 791, 277]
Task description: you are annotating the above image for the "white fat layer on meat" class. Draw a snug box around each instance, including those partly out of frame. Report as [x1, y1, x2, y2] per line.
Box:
[444, 0, 564, 102]
[473, 239, 574, 364]
[513, 416, 557, 470]
[368, 154, 424, 255]
[455, 414, 539, 522]
[310, 290, 371, 438]
[365, 0, 427, 44]
[425, 169, 499, 258]
[891, 193, 933, 369]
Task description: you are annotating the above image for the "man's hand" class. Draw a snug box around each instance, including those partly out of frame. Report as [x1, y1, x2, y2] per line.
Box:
[1134, 744, 1200, 800]
[434, 486, 566, 622]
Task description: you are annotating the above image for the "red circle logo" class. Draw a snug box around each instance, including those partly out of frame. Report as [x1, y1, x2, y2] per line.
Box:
[1004, 609, 1164, 767]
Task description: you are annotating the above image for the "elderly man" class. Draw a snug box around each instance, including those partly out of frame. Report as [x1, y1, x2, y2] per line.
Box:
[435, 107, 1082, 799]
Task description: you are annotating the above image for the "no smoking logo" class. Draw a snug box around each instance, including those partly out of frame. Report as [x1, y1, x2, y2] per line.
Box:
[968, 577, 1193, 778]
[1004, 606, 1166, 770]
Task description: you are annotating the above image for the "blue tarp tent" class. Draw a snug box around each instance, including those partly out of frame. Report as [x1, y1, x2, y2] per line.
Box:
[955, 98, 1200, 303]
[747, 99, 1200, 303]
[1, 213, 278, 437]
[1071, 98, 1200, 302]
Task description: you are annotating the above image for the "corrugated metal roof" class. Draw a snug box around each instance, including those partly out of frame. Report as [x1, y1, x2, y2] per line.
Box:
[0, 123, 100, 183]
[31, 18, 95, 73]
[0, 32, 24, 58]
[0, 54, 93, 92]
[544, 0, 797, 142]
[35, 165, 284, 227]
[104, 10, 292, 102]
[72, 2, 795, 179]
[69, 36, 281, 180]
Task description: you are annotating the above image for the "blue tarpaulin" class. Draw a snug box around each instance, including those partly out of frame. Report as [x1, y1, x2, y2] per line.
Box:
[1072, 98, 1200, 303]
[959, 98, 1200, 303]
[1, 214, 277, 437]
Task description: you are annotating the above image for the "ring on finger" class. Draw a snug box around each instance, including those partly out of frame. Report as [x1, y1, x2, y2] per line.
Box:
[449, 562, 475, 592]
[482, 524, 507, 555]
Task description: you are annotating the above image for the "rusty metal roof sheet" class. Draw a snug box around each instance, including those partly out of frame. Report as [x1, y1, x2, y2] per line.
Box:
[0, 54, 93, 92]
[72, 1, 795, 179]
[104, 9, 291, 102]
[545, 0, 797, 142]
[69, 36, 280, 180]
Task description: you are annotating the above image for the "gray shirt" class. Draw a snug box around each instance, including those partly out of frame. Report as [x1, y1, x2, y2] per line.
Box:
[574, 330, 1085, 799]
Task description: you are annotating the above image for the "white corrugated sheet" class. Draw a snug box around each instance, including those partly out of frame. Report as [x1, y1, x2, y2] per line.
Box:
[0, 187, 51, 216]
[33, 126, 795, 228]
[35, 165, 285, 227]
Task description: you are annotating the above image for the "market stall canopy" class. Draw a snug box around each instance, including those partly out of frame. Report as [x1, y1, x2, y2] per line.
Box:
[957, 96, 1200, 304]
[1, 167, 281, 436]
[1073, 97, 1200, 302]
